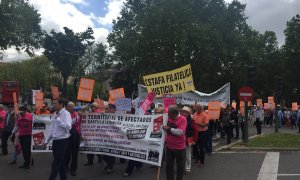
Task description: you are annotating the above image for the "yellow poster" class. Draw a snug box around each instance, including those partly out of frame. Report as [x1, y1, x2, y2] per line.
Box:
[143, 64, 195, 97]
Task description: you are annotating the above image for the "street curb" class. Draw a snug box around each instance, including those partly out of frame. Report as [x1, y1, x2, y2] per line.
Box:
[215, 133, 300, 152]
[215, 134, 260, 152]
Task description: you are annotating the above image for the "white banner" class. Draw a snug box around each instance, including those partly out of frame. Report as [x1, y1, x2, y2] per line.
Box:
[138, 83, 230, 106]
[79, 113, 167, 166]
[31, 114, 52, 152]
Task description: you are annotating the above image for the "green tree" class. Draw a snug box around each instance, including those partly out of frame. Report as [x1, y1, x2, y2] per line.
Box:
[43, 27, 94, 97]
[0, 0, 43, 58]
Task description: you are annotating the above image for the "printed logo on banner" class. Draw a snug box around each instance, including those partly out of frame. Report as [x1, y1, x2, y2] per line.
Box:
[150, 116, 163, 138]
[147, 149, 160, 163]
[143, 64, 195, 97]
[31, 115, 52, 152]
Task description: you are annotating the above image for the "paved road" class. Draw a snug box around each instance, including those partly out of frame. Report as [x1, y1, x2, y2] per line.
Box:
[0, 126, 299, 180]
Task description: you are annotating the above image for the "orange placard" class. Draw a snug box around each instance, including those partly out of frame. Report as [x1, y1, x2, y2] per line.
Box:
[208, 101, 221, 120]
[256, 99, 263, 107]
[248, 101, 252, 106]
[94, 98, 105, 112]
[51, 86, 59, 99]
[108, 88, 125, 104]
[268, 97, 275, 109]
[77, 78, 95, 102]
[264, 103, 270, 109]
[292, 102, 298, 111]
[35, 92, 44, 109]
[231, 102, 237, 109]
[240, 101, 245, 115]
[13, 92, 18, 114]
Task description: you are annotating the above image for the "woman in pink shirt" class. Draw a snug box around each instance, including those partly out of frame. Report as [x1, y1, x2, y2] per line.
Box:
[0, 104, 7, 137]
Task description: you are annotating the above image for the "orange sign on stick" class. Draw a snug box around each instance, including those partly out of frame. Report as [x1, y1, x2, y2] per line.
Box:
[292, 102, 298, 111]
[77, 78, 95, 102]
[13, 92, 18, 114]
[35, 92, 44, 109]
[256, 99, 263, 107]
[108, 88, 125, 104]
[51, 86, 59, 99]
[94, 98, 105, 112]
[240, 101, 245, 115]
[231, 102, 237, 109]
[208, 101, 221, 120]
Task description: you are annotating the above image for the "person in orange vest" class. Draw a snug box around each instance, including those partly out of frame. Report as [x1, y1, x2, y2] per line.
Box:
[193, 104, 208, 168]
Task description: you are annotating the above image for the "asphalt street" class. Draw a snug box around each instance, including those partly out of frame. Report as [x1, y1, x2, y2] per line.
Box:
[0, 126, 299, 180]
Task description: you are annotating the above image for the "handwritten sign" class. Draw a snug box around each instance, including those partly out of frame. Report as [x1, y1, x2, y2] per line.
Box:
[94, 99, 105, 112]
[240, 101, 245, 115]
[116, 98, 132, 111]
[77, 78, 95, 102]
[292, 102, 298, 111]
[208, 101, 221, 120]
[35, 92, 44, 109]
[256, 99, 263, 107]
[108, 88, 125, 104]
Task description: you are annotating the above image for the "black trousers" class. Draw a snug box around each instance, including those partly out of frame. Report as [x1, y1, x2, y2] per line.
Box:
[86, 154, 102, 164]
[125, 160, 143, 175]
[234, 124, 239, 138]
[103, 155, 115, 170]
[224, 126, 232, 144]
[65, 129, 80, 172]
[19, 135, 32, 167]
[49, 138, 69, 180]
[255, 119, 262, 135]
[1, 130, 11, 154]
[166, 148, 185, 180]
[240, 122, 245, 139]
[194, 131, 207, 164]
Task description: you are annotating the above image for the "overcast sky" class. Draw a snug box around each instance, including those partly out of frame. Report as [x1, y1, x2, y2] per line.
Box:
[2, 0, 300, 62]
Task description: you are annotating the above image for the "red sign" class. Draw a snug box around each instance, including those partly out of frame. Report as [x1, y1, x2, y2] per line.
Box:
[238, 87, 254, 102]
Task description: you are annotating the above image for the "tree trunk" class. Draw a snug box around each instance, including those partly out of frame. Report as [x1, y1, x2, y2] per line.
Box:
[62, 76, 68, 97]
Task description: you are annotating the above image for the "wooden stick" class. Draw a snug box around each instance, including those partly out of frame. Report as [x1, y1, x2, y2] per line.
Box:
[156, 166, 161, 180]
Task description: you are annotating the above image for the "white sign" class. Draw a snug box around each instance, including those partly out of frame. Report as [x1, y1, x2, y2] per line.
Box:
[32, 90, 41, 105]
[116, 98, 132, 111]
[138, 83, 230, 106]
[31, 114, 52, 152]
[79, 113, 167, 166]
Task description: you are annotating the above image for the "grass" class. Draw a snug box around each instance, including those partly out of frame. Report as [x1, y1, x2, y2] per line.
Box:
[235, 133, 300, 148]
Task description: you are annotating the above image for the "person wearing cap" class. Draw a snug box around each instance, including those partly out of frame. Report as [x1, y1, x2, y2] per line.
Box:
[193, 104, 208, 168]
[64, 101, 81, 176]
[1, 104, 16, 155]
[255, 105, 264, 135]
[163, 105, 187, 180]
[0, 104, 6, 138]
[44, 98, 72, 180]
[11, 105, 33, 169]
[181, 106, 197, 174]
[84, 102, 102, 166]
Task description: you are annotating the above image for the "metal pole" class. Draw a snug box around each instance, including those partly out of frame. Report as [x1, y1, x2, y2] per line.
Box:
[243, 102, 249, 143]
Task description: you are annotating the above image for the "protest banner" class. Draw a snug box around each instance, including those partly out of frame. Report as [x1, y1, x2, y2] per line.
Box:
[108, 88, 125, 104]
[240, 101, 245, 115]
[79, 113, 167, 166]
[231, 101, 237, 109]
[94, 98, 105, 112]
[116, 98, 132, 111]
[256, 99, 263, 107]
[13, 92, 18, 114]
[162, 94, 176, 114]
[51, 86, 59, 99]
[143, 64, 195, 97]
[31, 115, 52, 152]
[208, 101, 221, 120]
[35, 92, 44, 109]
[77, 78, 95, 102]
[138, 83, 230, 106]
[137, 92, 156, 115]
[292, 102, 298, 111]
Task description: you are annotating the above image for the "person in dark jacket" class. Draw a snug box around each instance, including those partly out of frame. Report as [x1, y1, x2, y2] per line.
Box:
[1, 104, 16, 155]
[230, 108, 239, 139]
[221, 106, 233, 144]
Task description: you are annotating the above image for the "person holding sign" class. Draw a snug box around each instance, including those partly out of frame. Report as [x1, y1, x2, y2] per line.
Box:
[163, 105, 187, 180]
[193, 105, 208, 168]
[44, 98, 72, 180]
[180, 106, 197, 174]
[254, 105, 264, 135]
[11, 106, 33, 169]
[64, 102, 81, 176]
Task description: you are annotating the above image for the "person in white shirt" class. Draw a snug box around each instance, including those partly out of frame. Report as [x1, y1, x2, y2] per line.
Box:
[44, 98, 72, 180]
[254, 106, 264, 135]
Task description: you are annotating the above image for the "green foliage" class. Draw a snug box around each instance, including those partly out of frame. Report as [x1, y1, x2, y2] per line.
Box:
[0, 0, 43, 57]
[43, 27, 94, 96]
